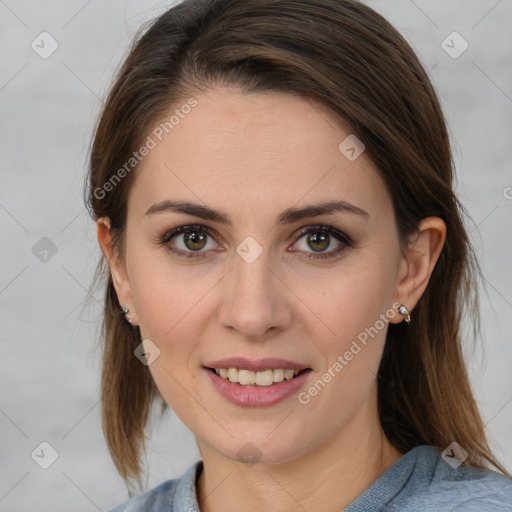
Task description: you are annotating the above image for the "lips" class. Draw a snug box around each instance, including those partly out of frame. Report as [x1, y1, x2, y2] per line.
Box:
[208, 367, 306, 386]
[202, 357, 313, 407]
[204, 357, 310, 372]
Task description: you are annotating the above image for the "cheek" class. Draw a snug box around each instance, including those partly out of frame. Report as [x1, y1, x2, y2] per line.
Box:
[294, 247, 398, 400]
[127, 257, 218, 413]
[298, 251, 396, 344]
[128, 243, 219, 341]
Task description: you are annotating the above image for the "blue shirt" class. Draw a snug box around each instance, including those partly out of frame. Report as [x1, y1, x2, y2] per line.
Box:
[108, 445, 512, 511]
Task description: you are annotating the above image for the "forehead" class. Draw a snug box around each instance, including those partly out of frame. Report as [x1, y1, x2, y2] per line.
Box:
[128, 87, 390, 221]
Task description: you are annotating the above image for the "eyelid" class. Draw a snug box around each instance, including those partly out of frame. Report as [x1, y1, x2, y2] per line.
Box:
[157, 224, 222, 259]
[159, 224, 219, 245]
[288, 225, 353, 260]
[293, 224, 352, 245]
[157, 223, 353, 259]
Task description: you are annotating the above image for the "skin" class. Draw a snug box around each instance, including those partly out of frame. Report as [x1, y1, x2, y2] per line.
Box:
[97, 87, 446, 512]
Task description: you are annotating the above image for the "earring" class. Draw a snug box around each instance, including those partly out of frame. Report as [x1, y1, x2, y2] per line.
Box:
[398, 304, 411, 325]
[121, 304, 132, 324]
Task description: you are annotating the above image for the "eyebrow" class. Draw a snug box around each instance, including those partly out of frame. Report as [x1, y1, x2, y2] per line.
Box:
[144, 199, 370, 225]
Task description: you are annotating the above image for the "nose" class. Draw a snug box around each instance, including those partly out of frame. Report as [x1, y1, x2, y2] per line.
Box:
[219, 244, 292, 340]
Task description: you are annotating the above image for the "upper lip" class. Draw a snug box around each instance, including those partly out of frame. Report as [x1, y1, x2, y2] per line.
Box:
[204, 357, 310, 372]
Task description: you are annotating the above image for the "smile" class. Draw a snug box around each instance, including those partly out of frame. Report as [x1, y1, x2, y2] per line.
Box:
[203, 366, 313, 407]
[209, 367, 304, 387]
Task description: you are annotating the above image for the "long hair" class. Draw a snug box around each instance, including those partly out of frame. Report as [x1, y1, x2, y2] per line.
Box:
[84, 0, 509, 492]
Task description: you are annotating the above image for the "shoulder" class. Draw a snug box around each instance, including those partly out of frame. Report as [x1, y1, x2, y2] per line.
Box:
[393, 445, 512, 511]
[347, 445, 512, 511]
[108, 479, 177, 512]
[107, 460, 203, 512]
[426, 446, 512, 511]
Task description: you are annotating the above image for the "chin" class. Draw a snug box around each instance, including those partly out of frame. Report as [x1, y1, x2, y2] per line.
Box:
[203, 428, 312, 467]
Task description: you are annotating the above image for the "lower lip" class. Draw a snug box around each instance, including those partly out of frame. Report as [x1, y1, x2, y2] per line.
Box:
[204, 367, 312, 407]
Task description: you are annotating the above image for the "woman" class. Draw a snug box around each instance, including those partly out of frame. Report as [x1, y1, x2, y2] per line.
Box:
[86, 0, 512, 510]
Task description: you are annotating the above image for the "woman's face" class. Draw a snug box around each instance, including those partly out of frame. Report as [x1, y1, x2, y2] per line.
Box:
[112, 87, 407, 464]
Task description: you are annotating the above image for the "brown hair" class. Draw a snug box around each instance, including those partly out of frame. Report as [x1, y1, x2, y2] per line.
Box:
[85, 0, 510, 492]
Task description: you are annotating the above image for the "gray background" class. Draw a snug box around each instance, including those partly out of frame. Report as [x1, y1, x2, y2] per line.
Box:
[1, 0, 511, 510]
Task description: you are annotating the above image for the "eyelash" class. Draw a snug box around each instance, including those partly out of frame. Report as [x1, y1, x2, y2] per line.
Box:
[156, 224, 353, 261]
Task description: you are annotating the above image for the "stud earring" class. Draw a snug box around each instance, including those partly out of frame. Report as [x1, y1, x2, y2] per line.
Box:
[398, 304, 411, 324]
[121, 304, 132, 324]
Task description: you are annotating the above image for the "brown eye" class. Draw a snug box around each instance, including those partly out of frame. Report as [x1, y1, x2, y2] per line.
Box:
[159, 225, 218, 258]
[183, 230, 208, 251]
[291, 225, 353, 260]
[306, 232, 330, 252]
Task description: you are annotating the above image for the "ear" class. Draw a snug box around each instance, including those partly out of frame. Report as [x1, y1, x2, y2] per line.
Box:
[389, 216, 446, 325]
[96, 217, 139, 326]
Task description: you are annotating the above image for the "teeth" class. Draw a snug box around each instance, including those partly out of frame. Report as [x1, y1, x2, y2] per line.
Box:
[284, 369, 295, 380]
[255, 369, 274, 386]
[238, 369, 255, 385]
[273, 369, 285, 383]
[213, 367, 303, 387]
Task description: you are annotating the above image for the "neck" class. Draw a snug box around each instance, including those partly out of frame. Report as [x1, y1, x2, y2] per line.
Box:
[196, 388, 403, 512]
